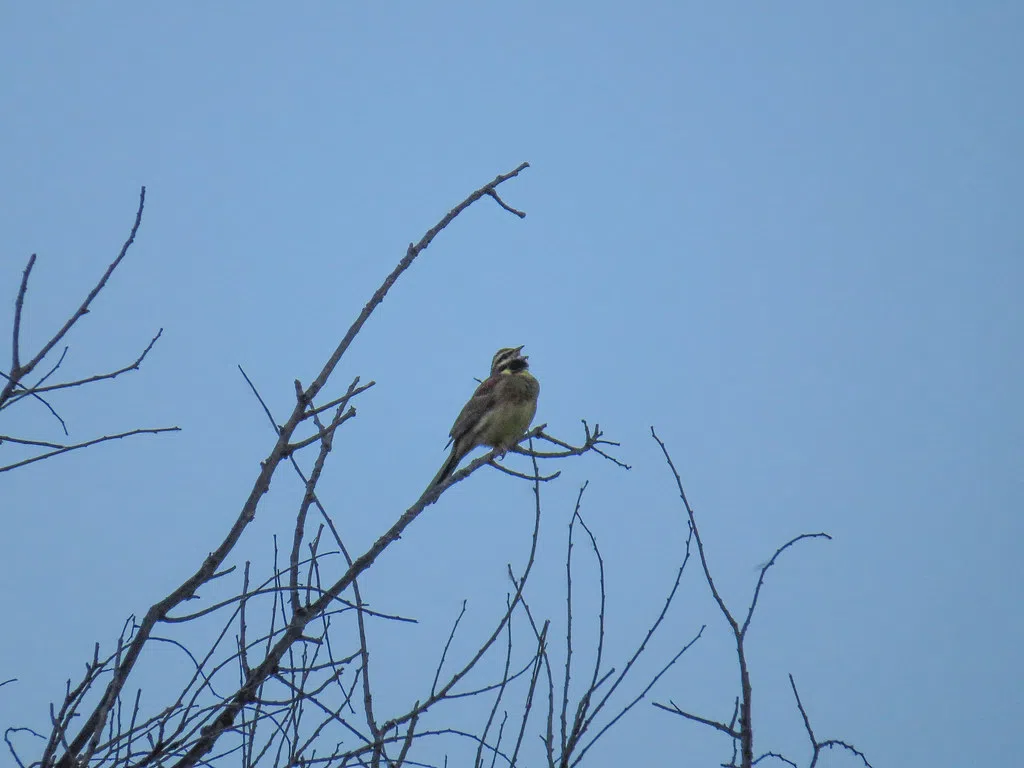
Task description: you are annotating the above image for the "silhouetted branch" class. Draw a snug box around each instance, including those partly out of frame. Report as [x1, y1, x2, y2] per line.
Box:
[753, 752, 799, 767]
[9, 253, 35, 376]
[652, 700, 740, 738]
[742, 532, 833, 637]
[528, 421, 630, 470]
[651, 427, 847, 768]
[1, 187, 147, 409]
[789, 675, 873, 768]
[11, 328, 163, 399]
[2, 188, 174, 468]
[503, 481, 696, 768]
[432, 602, 468, 698]
[0, 427, 181, 473]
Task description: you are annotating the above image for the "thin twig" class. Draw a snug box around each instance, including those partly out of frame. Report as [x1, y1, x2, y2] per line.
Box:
[0, 427, 180, 473]
[10, 254, 36, 375]
[25, 329, 164, 396]
[575, 626, 704, 765]
[789, 674, 873, 768]
[0, 368, 69, 433]
[432, 602, 468, 697]
[1, 188, 146, 407]
[742, 533, 831, 638]
[652, 700, 740, 739]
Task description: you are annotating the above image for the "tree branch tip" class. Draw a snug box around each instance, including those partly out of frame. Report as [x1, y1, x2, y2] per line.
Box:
[485, 189, 527, 218]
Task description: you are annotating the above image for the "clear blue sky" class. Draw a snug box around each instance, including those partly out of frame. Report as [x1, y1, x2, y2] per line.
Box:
[2, 4, 1021, 767]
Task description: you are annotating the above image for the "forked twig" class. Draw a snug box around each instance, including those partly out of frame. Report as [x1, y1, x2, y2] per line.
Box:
[650, 427, 844, 768]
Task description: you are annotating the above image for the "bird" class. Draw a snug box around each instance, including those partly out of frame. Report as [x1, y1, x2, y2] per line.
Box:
[431, 346, 540, 487]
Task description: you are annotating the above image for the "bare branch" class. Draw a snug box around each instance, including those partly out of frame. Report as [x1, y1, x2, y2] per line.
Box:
[0, 367, 69, 434]
[289, 404, 349, 615]
[753, 752, 798, 767]
[560, 497, 578, 757]
[652, 428, 861, 768]
[432, 601, 468, 698]
[1, 187, 147, 408]
[10, 253, 36, 376]
[570, 556, 689, 765]
[510, 620, 548, 768]
[0, 427, 181, 474]
[22, 328, 164, 397]
[576, 625, 704, 765]
[485, 189, 526, 218]
[300, 162, 529, 410]
[301, 380, 377, 422]
[0, 435, 63, 449]
[285, 408, 356, 455]
[238, 365, 283, 435]
[741, 533, 831, 638]
[789, 674, 873, 768]
[6, 725, 44, 768]
[475, 601, 515, 768]
[528, 421, 629, 470]
[650, 427, 737, 634]
[27, 344, 69, 392]
[652, 700, 740, 739]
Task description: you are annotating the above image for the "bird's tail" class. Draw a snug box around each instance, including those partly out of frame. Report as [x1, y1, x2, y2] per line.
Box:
[431, 446, 462, 488]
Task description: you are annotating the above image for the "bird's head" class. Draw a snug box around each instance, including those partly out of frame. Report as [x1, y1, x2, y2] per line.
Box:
[491, 345, 529, 375]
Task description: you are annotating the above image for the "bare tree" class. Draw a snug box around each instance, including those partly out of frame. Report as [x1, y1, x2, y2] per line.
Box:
[3, 165, 870, 768]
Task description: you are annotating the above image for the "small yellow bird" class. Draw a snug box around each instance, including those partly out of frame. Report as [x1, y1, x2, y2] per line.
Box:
[432, 346, 540, 487]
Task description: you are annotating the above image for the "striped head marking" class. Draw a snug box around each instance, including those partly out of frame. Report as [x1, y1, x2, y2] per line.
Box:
[491, 346, 528, 375]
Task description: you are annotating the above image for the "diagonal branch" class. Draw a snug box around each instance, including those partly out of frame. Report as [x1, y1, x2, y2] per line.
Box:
[652, 700, 741, 739]
[18, 329, 164, 398]
[650, 427, 737, 634]
[0, 427, 181, 474]
[301, 162, 530, 408]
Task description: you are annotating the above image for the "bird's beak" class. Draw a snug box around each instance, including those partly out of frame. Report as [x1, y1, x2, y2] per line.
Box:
[514, 345, 526, 356]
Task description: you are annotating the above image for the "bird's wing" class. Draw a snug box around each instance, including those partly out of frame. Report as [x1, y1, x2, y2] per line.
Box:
[446, 375, 501, 447]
